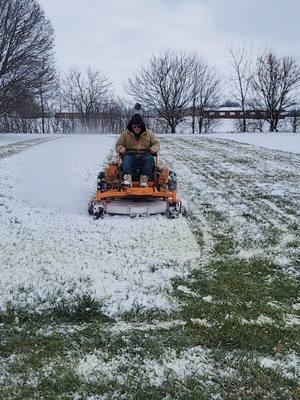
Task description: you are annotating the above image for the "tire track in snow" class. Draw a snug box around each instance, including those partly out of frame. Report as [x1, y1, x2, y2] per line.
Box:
[0, 137, 59, 160]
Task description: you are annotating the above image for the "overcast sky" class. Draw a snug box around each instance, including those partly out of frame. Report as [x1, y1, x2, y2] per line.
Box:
[39, 0, 300, 100]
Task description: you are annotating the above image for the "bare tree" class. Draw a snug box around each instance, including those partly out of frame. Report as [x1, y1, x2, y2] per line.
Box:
[34, 58, 57, 133]
[127, 50, 195, 133]
[229, 46, 253, 132]
[93, 97, 127, 133]
[191, 58, 221, 133]
[251, 51, 300, 132]
[0, 0, 55, 114]
[62, 66, 112, 130]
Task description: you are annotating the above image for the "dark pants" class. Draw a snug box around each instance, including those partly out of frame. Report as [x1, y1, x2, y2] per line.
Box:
[122, 152, 154, 177]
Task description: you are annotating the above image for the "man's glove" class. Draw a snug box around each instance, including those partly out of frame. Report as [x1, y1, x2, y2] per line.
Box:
[119, 147, 126, 156]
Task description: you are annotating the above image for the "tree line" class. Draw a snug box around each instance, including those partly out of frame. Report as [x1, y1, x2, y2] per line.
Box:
[1, 0, 300, 134]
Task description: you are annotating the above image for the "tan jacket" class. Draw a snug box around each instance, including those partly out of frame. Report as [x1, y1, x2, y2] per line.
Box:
[116, 129, 160, 154]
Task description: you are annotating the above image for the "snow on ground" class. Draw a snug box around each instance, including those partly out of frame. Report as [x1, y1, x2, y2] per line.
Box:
[259, 352, 300, 380]
[2, 130, 299, 153]
[76, 346, 218, 387]
[0, 131, 299, 318]
[0, 136, 58, 160]
[0, 132, 299, 398]
[0, 133, 58, 146]
[160, 135, 300, 275]
[0, 135, 200, 317]
[206, 132, 300, 154]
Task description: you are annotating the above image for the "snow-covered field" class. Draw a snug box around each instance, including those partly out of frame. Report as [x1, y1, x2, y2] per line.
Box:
[161, 134, 300, 275]
[1, 130, 299, 152]
[0, 132, 299, 399]
[204, 132, 300, 153]
[0, 135, 199, 317]
[0, 133, 61, 146]
[0, 133, 41, 145]
[0, 132, 299, 315]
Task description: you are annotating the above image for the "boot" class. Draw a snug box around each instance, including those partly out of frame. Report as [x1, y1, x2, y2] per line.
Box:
[140, 175, 148, 187]
[122, 174, 132, 187]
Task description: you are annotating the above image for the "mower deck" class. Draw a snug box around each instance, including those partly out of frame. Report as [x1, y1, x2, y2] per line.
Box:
[88, 158, 182, 219]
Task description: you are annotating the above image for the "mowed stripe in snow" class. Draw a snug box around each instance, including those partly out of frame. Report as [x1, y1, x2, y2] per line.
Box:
[0, 135, 200, 316]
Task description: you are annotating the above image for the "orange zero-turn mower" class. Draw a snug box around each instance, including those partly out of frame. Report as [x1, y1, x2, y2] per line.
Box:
[88, 153, 184, 219]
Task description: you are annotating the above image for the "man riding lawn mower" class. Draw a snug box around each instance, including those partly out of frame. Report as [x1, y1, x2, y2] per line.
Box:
[88, 114, 183, 219]
[117, 113, 159, 188]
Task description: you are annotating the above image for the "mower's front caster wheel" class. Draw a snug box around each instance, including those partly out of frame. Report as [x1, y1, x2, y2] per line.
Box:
[167, 205, 180, 219]
[94, 207, 105, 220]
